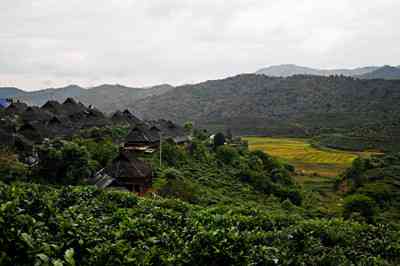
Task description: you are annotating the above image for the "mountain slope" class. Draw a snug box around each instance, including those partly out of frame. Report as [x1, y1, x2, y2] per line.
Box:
[357, 65, 400, 80]
[78, 84, 173, 113]
[14, 85, 85, 106]
[134, 74, 400, 138]
[256, 64, 379, 77]
[0, 87, 25, 98]
[0, 84, 173, 113]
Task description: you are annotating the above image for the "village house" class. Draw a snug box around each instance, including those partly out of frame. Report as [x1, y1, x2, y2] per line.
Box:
[124, 124, 160, 153]
[111, 109, 142, 125]
[90, 150, 153, 194]
[148, 119, 190, 144]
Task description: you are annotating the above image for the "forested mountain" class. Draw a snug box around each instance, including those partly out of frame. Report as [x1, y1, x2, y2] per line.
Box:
[134, 74, 400, 142]
[255, 64, 380, 77]
[357, 65, 400, 80]
[0, 87, 25, 98]
[77, 84, 173, 113]
[0, 84, 173, 113]
[14, 85, 85, 106]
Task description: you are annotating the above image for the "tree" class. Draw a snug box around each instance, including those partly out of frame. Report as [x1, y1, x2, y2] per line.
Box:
[216, 145, 239, 165]
[213, 132, 225, 149]
[343, 194, 376, 223]
[184, 121, 193, 136]
[0, 148, 28, 182]
[35, 141, 92, 185]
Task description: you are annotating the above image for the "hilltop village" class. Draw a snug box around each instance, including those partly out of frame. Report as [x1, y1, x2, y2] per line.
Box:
[0, 98, 191, 193]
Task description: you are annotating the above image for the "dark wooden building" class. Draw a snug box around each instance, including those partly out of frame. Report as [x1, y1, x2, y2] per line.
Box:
[91, 151, 153, 194]
[124, 124, 160, 152]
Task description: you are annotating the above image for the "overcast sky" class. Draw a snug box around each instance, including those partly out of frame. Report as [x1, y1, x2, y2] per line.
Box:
[1, 0, 399, 90]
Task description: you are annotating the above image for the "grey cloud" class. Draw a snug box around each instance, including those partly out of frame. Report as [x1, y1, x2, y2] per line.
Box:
[0, 0, 399, 90]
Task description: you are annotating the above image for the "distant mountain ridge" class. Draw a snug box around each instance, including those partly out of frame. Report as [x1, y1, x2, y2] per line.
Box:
[0, 83, 173, 113]
[357, 65, 400, 80]
[255, 64, 400, 79]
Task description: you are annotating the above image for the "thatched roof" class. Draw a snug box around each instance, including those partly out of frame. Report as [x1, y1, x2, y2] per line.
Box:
[105, 151, 153, 182]
[125, 124, 160, 145]
[21, 106, 52, 123]
[41, 100, 63, 115]
[5, 101, 28, 114]
[18, 122, 48, 143]
[61, 98, 86, 115]
[45, 116, 75, 137]
[111, 109, 142, 125]
[148, 119, 188, 143]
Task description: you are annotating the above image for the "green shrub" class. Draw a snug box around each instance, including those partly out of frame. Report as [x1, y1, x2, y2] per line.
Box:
[215, 145, 239, 165]
[0, 148, 28, 182]
[161, 141, 186, 166]
[343, 194, 376, 223]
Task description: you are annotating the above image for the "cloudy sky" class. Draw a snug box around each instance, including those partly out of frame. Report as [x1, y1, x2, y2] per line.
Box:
[1, 0, 399, 90]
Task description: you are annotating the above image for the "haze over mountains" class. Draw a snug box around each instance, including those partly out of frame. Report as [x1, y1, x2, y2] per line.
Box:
[255, 64, 400, 79]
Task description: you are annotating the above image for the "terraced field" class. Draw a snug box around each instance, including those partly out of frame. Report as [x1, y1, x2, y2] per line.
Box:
[244, 137, 374, 178]
[244, 137, 379, 214]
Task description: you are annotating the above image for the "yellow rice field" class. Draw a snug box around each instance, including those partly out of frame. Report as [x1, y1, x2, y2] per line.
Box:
[244, 137, 374, 177]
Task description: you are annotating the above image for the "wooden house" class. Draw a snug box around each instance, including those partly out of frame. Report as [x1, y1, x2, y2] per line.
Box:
[91, 151, 153, 194]
[124, 124, 160, 152]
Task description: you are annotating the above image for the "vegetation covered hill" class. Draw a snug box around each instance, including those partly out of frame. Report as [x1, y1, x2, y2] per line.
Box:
[134, 74, 400, 149]
[255, 64, 380, 77]
[2, 130, 400, 265]
[340, 153, 400, 223]
[357, 65, 400, 80]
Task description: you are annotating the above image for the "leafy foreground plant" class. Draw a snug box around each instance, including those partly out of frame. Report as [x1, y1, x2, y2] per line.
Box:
[1, 182, 400, 265]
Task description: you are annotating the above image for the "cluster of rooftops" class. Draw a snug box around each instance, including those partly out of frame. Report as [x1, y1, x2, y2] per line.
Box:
[0, 98, 189, 149]
[0, 98, 190, 194]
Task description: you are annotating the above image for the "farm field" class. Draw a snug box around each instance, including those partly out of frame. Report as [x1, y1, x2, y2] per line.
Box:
[244, 137, 374, 178]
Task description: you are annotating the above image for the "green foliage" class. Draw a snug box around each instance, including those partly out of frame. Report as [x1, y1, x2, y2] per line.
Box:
[161, 141, 186, 166]
[342, 153, 400, 222]
[34, 141, 92, 185]
[345, 157, 370, 188]
[77, 126, 130, 142]
[1, 182, 400, 265]
[183, 121, 193, 136]
[343, 194, 376, 223]
[188, 140, 210, 162]
[74, 138, 119, 167]
[0, 148, 28, 183]
[215, 145, 239, 165]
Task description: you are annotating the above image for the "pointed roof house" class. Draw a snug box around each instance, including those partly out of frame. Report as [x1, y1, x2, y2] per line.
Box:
[124, 124, 160, 150]
[21, 106, 52, 123]
[111, 109, 142, 125]
[91, 150, 153, 193]
[18, 122, 48, 144]
[148, 119, 189, 144]
[41, 100, 64, 115]
[61, 97, 86, 115]
[5, 101, 28, 115]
